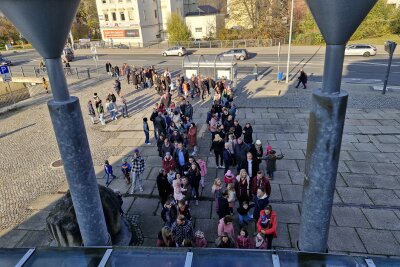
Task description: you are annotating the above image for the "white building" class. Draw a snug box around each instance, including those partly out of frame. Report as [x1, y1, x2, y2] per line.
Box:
[185, 5, 225, 40]
[387, 0, 400, 8]
[96, 0, 184, 45]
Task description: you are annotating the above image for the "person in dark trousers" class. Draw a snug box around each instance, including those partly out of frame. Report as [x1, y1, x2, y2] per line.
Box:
[223, 142, 233, 173]
[253, 64, 258, 81]
[253, 188, 269, 232]
[256, 205, 277, 249]
[210, 134, 225, 169]
[157, 169, 172, 206]
[150, 108, 159, 140]
[143, 117, 151, 145]
[265, 150, 284, 180]
[217, 190, 231, 219]
[161, 199, 177, 228]
[295, 68, 308, 89]
[104, 160, 117, 186]
[106, 62, 112, 76]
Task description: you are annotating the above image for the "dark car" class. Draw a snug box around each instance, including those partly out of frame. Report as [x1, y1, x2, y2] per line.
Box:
[115, 44, 129, 49]
[0, 56, 12, 66]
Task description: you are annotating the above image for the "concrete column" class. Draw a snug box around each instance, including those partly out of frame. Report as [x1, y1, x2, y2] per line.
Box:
[298, 89, 348, 252]
[46, 57, 110, 246]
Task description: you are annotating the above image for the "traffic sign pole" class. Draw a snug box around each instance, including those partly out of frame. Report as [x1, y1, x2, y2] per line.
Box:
[382, 41, 397, 95]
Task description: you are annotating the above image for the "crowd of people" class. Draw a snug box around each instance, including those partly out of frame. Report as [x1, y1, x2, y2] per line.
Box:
[99, 61, 285, 249]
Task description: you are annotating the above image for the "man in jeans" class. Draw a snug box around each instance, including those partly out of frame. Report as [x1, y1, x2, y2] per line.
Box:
[130, 149, 145, 193]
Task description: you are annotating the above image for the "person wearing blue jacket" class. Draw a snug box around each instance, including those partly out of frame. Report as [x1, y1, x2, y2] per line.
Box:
[104, 160, 117, 186]
[121, 160, 131, 185]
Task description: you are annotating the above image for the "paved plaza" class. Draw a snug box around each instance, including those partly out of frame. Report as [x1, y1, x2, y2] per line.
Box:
[1, 73, 400, 257]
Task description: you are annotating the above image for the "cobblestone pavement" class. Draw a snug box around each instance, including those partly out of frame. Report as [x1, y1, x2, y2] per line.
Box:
[1, 75, 400, 257]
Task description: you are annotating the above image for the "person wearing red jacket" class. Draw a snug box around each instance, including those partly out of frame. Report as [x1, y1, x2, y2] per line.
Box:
[162, 152, 176, 173]
[256, 205, 277, 249]
[251, 171, 271, 198]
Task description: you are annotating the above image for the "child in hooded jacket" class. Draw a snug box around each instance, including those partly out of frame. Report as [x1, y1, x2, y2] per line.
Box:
[236, 228, 253, 249]
[194, 230, 208, 247]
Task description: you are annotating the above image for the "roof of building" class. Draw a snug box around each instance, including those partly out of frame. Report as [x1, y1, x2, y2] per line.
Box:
[185, 5, 220, 16]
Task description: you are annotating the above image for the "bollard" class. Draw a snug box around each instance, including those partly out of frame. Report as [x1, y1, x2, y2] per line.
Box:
[76, 67, 79, 79]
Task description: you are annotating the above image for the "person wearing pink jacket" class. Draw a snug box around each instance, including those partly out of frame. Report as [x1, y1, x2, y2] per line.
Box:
[217, 215, 234, 238]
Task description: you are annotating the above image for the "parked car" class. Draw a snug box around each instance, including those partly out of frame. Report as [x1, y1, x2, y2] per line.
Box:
[115, 44, 129, 49]
[345, 44, 377, 57]
[220, 49, 249, 60]
[162, 46, 187, 57]
[0, 56, 12, 66]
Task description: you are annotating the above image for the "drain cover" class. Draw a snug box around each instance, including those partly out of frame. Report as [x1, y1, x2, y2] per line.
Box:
[51, 159, 63, 168]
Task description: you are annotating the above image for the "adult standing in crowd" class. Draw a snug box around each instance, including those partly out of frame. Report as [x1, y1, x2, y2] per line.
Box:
[130, 149, 145, 193]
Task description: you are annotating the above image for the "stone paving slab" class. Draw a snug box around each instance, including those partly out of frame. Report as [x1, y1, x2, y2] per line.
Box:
[27, 194, 63, 211]
[328, 227, 366, 253]
[336, 188, 373, 205]
[365, 189, 400, 206]
[362, 209, 400, 231]
[332, 207, 371, 228]
[357, 229, 400, 256]
[16, 210, 50, 231]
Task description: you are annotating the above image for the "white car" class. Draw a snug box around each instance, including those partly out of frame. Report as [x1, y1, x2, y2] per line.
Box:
[162, 46, 187, 57]
[345, 44, 377, 57]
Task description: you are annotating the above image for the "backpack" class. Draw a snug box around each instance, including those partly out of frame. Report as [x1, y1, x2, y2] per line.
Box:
[198, 159, 207, 177]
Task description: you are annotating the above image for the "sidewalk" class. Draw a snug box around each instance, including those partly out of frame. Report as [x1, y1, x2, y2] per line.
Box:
[1, 77, 400, 257]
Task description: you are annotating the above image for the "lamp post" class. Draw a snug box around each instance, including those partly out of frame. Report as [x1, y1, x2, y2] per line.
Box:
[285, 0, 294, 83]
[298, 0, 378, 253]
[0, 0, 110, 246]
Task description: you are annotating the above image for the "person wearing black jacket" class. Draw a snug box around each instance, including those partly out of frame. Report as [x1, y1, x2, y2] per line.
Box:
[150, 108, 158, 140]
[295, 68, 308, 89]
[157, 169, 173, 206]
[223, 142, 233, 173]
[237, 201, 255, 227]
[154, 112, 167, 137]
[210, 134, 225, 169]
[161, 200, 177, 228]
[243, 123, 253, 145]
[233, 120, 242, 139]
[241, 152, 259, 196]
[187, 163, 201, 206]
[217, 190, 231, 219]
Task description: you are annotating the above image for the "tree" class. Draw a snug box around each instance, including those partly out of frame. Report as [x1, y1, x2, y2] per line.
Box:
[0, 17, 20, 47]
[166, 13, 192, 43]
[72, 0, 101, 39]
[390, 7, 400, 34]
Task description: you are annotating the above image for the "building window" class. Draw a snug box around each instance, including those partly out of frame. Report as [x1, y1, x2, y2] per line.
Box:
[195, 27, 202, 32]
[109, 0, 113, 3]
[128, 10, 134, 20]
[102, 0, 106, 3]
[120, 12, 125, 21]
[154, 10, 157, 18]
[112, 12, 117, 21]
[118, 0, 123, 2]
[104, 13, 109, 21]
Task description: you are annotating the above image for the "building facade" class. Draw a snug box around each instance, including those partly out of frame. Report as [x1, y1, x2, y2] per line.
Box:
[186, 13, 225, 40]
[96, 0, 184, 45]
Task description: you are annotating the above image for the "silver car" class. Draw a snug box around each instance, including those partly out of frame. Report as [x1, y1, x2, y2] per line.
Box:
[162, 46, 187, 57]
[345, 44, 377, 57]
[221, 49, 249, 60]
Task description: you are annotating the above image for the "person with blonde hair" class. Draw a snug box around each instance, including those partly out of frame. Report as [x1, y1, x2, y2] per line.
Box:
[210, 134, 225, 169]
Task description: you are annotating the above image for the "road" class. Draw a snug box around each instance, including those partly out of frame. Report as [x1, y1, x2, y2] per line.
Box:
[4, 48, 400, 86]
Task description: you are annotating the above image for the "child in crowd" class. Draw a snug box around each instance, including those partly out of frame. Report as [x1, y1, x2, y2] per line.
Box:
[197, 158, 207, 189]
[227, 183, 236, 215]
[177, 200, 192, 221]
[173, 179, 184, 201]
[237, 201, 254, 227]
[264, 150, 284, 180]
[236, 228, 253, 249]
[104, 160, 116, 186]
[255, 233, 268, 249]
[167, 169, 176, 185]
[143, 117, 151, 145]
[194, 230, 208, 248]
[224, 170, 236, 186]
[212, 178, 223, 212]
[121, 159, 131, 185]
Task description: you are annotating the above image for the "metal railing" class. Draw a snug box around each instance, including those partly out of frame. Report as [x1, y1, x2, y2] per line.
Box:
[8, 66, 95, 80]
[73, 38, 287, 50]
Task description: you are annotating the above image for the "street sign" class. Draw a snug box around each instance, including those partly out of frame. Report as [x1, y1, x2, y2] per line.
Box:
[0, 66, 12, 82]
[384, 41, 397, 54]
